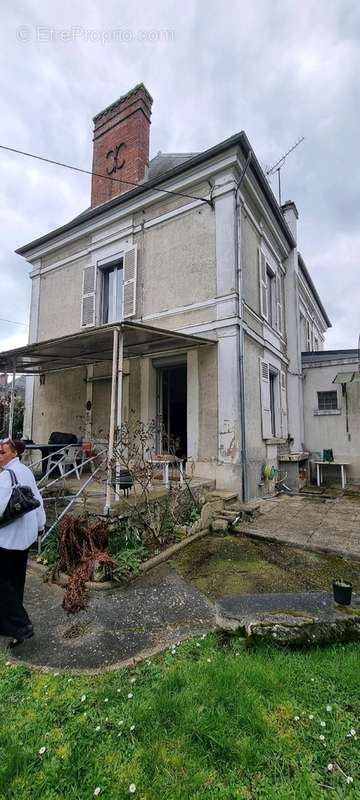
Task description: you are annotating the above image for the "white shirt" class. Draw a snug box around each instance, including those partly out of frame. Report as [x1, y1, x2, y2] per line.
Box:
[0, 457, 46, 550]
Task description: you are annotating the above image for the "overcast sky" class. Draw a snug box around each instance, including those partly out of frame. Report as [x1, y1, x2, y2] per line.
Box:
[1, 0, 359, 353]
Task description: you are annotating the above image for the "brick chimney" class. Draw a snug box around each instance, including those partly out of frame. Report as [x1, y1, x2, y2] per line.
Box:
[91, 83, 153, 208]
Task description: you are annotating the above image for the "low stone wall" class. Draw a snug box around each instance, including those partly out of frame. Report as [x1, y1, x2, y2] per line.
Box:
[216, 591, 360, 647]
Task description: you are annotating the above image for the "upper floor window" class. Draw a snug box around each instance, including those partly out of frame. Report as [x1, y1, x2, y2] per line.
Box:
[259, 248, 283, 334]
[101, 261, 123, 324]
[80, 245, 137, 329]
[318, 391, 338, 411]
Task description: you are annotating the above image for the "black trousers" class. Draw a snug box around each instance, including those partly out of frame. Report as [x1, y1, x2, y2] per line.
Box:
[0, 547, 31, 638]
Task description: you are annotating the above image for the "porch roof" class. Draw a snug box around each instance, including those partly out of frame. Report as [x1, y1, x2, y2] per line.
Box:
[0, 321, 216, 375]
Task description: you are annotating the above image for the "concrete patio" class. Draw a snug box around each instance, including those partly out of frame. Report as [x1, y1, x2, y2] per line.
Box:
[234, 491, 360, 560]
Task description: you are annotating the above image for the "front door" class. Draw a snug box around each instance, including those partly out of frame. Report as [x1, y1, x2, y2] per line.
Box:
[156, 363, 187, 458]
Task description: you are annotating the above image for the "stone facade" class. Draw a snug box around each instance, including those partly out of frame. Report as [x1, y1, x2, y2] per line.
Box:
[15, 86, 330, 498]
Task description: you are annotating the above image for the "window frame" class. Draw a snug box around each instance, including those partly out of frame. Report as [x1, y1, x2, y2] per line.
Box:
[99, 257, 124, 325]
[266, 265, 275, 328]
[269, 369, 277, 436]
[317, 390, 338, 412]
[259, 247, 283, 334]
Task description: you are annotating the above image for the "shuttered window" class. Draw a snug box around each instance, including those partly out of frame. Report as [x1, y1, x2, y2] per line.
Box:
[276, 272, 283, 334]
[123, 246, 137, 319]
[259, 359, 272, 439]
[81, 265, 96, 327]
[81, 244, 137, 328]
[280, 370, 288, 436]
[259, 248, 283, 334]
[259, 249, 268, 319]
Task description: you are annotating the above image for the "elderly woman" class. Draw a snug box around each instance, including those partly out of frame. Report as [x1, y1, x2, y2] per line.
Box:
[0, 438, 46, 647]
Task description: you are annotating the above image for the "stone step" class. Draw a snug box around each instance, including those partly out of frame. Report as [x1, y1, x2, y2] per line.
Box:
[206, 490, 239, 508]
[211, 517, 229, 532]
[215, 592, 360, 647]
[218, 505, 260, 524]
[227, 501, 261, 513]
[218, 510, 240, 518]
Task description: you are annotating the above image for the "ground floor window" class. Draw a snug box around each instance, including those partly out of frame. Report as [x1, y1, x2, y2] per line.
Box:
[317, 391, 338, 411]
[269, 370, 277, 437]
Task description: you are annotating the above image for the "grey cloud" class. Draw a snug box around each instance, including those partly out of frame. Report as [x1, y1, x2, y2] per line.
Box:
[0, 0, 359, 350]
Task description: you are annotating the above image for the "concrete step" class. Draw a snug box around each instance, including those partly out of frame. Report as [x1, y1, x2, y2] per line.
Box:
[218, 503, 261, 524]
[206, 490, 239, 508]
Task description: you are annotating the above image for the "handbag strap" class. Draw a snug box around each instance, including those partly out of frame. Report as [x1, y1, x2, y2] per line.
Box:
[5, 468, 18, 487]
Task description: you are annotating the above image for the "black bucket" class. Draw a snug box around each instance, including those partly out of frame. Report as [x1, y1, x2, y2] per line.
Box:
[332, 580, 352, 606]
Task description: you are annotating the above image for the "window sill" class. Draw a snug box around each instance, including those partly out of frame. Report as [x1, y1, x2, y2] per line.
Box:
[264, 437, 287, 445]
[314, 409, 341, 416]
[262, 319, 284, 338]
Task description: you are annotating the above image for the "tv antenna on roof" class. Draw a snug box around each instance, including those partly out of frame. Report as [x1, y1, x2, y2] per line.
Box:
[265, 136, 305, 205]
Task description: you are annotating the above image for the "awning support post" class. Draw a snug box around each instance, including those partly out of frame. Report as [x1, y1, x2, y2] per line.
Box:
[104, 328, 119, 514]
[114, 332, 124, 498]
[8, 358, 16, 438]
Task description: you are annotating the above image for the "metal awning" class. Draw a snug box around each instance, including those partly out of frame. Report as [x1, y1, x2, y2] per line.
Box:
[0, 321, 217, 375]
[333, 371, 360, 385]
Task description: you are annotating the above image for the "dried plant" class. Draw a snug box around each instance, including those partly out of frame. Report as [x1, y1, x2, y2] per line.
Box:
[56, 514, 116, 613]
[107, 416, 200, 544]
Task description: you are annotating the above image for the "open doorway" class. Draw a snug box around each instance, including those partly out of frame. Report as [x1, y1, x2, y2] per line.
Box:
[156, 361, 187, 459]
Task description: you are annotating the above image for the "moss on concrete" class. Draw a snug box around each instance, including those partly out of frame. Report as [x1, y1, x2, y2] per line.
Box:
[173, 534, 360, 602]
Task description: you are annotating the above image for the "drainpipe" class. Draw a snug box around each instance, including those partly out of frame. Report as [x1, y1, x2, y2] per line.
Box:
[235, 151, 252, 502]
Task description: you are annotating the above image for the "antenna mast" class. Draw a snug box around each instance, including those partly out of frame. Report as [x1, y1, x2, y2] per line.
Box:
[265, 136, 305, 205]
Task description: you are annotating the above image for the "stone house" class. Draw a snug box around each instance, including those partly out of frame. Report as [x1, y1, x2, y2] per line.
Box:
[0, 83, 331, 499]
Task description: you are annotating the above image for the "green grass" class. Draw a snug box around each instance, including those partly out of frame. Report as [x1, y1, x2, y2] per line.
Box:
[0, 639, 359, 799]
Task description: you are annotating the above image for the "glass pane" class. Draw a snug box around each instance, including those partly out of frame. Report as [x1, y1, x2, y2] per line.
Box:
[318, 391, 337, 410]
[115, 267, 123, 320]
[102, 270, 110, 323]
[108, 269, 115, 322]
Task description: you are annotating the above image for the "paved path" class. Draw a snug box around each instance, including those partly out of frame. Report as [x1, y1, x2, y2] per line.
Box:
[236, 494, 360, 559]
[0, 562, 215, 671]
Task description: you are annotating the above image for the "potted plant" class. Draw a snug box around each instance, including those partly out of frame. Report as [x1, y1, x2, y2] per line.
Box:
[332, 578, 352, 606]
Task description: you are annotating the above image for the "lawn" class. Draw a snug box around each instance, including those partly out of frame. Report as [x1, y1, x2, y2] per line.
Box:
[0, 638, 359, 799]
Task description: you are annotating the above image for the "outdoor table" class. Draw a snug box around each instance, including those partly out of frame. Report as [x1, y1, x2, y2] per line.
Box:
[23, 443, 82, 478]
[147, 455, 185, 487]
[312, 460, 350, 490]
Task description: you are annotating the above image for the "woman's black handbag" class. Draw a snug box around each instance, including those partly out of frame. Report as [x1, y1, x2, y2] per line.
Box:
[0, 469, 40, 528]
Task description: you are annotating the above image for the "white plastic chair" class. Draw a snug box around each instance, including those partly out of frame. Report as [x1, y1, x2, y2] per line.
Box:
[46, 445, 83, 480]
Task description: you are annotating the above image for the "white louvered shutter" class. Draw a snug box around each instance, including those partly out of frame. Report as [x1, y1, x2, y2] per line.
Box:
[123, 245, 137, 319]
[259, 249, 268, 319]
[276, 272, 283, 333]
[81, 265, 96, 327]
[305, 319, 311, 351]
[259, 359, 272, 439]
[280, 370, 288, 437]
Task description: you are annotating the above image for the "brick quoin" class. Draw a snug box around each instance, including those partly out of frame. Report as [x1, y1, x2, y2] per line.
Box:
[91, 83, 153, 208]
